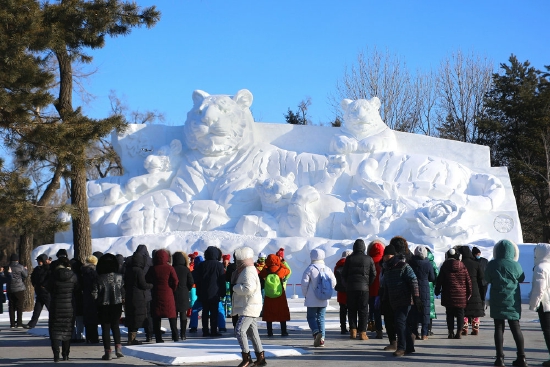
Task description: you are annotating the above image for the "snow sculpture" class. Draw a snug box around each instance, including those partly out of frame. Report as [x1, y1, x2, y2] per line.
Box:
[58, 89, 522, 256]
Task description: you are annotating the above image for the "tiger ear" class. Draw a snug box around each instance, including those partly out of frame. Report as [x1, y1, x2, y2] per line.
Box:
[341, 98, 352, 112]
[233, 89, 253, 109]
[192, 90, 209, 106]
[370, 96, 381, 110]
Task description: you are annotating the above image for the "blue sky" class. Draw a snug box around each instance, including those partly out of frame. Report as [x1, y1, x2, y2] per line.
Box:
[79, 0, 550, 126]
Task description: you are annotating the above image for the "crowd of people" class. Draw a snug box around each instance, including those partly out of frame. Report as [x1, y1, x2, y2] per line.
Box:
[0, 238, 549, 367]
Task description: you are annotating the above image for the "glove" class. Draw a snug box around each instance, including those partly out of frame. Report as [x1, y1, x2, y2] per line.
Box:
[413, 296, 423, 313]
[374, 296, 381, 311]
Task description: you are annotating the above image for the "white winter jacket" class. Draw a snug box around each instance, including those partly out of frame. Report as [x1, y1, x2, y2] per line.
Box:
[232, 265, 262, 317]
[529, 243, 550, 312]
[301, 260, 337, 307]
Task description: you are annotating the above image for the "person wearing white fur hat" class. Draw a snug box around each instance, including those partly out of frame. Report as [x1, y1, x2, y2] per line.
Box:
[529, 243, 550, 367]
[231, 246, 266, 367]
[302, 248, 337, 347]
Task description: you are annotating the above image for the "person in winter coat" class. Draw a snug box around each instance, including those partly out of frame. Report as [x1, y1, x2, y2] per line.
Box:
[70, 258, 86, 343]
[232, 247, 266, 367]
[173, 251, 194, 340]
[146, 249, 179, 343]
[189, 255, 204, 333]
[47, 256, 78, 362]
[473, 246, 489, 302]
[342, 239, 376, 341]
[80, 255, 99, 343]
[426, 247, 439, 335]
[193, 246, 226, 337]
[26, 253, 51, 329]
[435, 248, 472, 339]
[334, 249, 352, 334]
[6, 253, 28, 328]
[226, 253, 239, 327]
[380, 244, 422, 357]
[457, 245, 485, 336]
[367, 239, 385, 339]
[301, 249, 337, 348]
[93, 253, 125, 360]
[259, 254, 291, 337]
[408, 245, 435, 340]
[529, 243, 550, 367]
[132, 245, 154, 341]
[124, 253, 153, 345]
[486, 239, 527, 367]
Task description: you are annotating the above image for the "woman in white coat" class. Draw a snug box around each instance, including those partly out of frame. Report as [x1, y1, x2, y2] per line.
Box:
[529, 243, 550, 367]
[301, 249, 337, 347]
[231, 247, 266, 367]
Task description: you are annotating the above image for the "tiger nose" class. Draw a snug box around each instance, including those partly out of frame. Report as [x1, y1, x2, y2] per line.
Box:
[201, 108, 220, 125]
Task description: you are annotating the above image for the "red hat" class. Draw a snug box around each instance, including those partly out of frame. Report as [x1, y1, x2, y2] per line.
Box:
[276, 248, 285, 258]
[222, 254, 231, 261]
[188, 251, 198, 260]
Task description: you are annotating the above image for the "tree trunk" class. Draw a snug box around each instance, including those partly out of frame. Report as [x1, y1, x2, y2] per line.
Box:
[543, 225, 550, 243]
[19, 234, 35, 312]
[71, 154, 92, 264]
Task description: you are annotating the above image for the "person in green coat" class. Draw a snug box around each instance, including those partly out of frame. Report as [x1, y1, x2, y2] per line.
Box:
[426, 248, 439, 336]
[485, 239, 527, 367]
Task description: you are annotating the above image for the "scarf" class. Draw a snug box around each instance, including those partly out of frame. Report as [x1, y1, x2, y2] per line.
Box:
[231, 258, 254, 284]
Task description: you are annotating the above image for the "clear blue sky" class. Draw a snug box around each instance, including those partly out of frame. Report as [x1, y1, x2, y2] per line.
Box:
[79, 0, 550, 126]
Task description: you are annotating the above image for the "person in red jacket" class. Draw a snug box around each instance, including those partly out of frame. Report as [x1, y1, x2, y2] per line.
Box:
[334, 250, 352, 334]
[146, 249, 179, 343]
[368, 239, 385, 339]
[259, 254, 291, 337]
[435, 248, 472, 339]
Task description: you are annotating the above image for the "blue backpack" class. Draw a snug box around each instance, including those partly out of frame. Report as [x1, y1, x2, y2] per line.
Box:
[313, 265, 333, 300]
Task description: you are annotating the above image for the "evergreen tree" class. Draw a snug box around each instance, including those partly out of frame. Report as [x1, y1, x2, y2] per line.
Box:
[478, 55, 550, 242]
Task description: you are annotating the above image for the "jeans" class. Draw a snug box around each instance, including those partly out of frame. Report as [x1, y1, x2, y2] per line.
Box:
[394, 305, 413, 352]
[235, 316, 263, 354]
[446, 307, 464, 332]
[306, 307, 326, 338]
[347, 290, 369, 331]
[494, 319, 525, 357]
[539, 305, 550, 355]
[368, 296, 383, 331]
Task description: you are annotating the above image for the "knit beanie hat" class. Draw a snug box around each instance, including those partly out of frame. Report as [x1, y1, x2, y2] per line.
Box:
[446, 248, 460, 260]
[10, 253, 19, 262]
[383, 244, 397, 256]
[276, 248, 285, 258]
[310, 248, 325, 261]
[414, 245, 428, 260]
[56, 249, 68, 258]
[222, 254, 231, 261]
[235, 247, 254, 261]
[86, 255, 98, 265]
[472, 246, 481, 255]
[341, 249, 353, 258]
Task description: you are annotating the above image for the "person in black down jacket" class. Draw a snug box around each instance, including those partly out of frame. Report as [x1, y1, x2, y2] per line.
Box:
[93, 253, 125, 360]
[408, 245, 435, 340]
[173, 251, 194, 340]
[472, 246, 489, 302]
[342, 239, 376, 341]
[47, 257, 78, 362]
[194, 246, 226, 337]
[124, 253, 153, 345]
[26, 253, 51, 329]
[81, 255, 99, 343]
[457, 245, 485, 336]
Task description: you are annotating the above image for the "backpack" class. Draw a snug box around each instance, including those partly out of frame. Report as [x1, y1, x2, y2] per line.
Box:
[264, 272, 283, 298]
[313, 265, 333, 300]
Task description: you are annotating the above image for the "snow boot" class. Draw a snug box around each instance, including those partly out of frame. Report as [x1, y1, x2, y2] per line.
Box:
[383, 340, 397, 351]
[375, 330, 383, 339]
[237, 352, 253, 367]
[350, 328, 357, 339]
[367, 321, 375, 332]
[128, 331, 142, 345]
[115, 344, 124, 358]
[511, 353, 528, 367]
[461, 317, 469, 335]
[471, 318, 480, 335]
[360, 331, 369, 340]
[494, 355, 505, 366]
[253, 350, 267, 366]
[181, 320, 187, 340]
[102, 349, 112, 360]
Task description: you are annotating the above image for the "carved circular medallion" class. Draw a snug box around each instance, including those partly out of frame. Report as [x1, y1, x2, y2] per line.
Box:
[494, 215, 514, 233]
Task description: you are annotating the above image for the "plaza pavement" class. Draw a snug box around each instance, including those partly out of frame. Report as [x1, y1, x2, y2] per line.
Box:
[0, 299, 548, 367]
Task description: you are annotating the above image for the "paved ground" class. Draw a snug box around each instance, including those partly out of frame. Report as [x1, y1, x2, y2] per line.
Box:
[0, 300, 549, 367]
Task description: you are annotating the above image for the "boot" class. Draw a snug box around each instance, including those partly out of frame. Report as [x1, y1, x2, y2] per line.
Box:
[375, 330, 383, 339]
[253, 350, 267, 366]
[102, 349, 112, 360]
[428, 319, 434, 336]
[367, 321, 375, 332]
[115, 344, 124, 358]
[181, 320, 187, 340]
[461, 317, 469, 335]
[237, 351, 252, 367]
[494, 355, 505, 366]
[448, 330, 454, 339]
[383, 340, 397, 351]
[128, 332, 142, 345]
[359, 331, 369, 340]
[61, 341, 70, 361]
[340, 327, 348, 335]
[172, 329, 179, 342]
[52, 346, 60, 363]
[350, 328, 357, 339]
[511, 354, 528, 367]
[266, 322, 274, 337]
[471, 318, 480, 335]
[281, 321, 289, 336]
